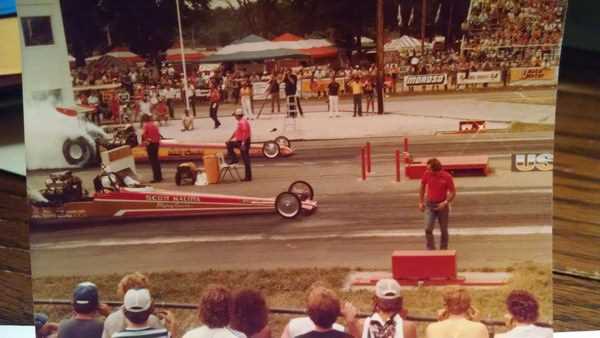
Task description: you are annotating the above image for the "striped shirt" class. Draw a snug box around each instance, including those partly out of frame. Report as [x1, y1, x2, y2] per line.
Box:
[112, 327, 169, 338]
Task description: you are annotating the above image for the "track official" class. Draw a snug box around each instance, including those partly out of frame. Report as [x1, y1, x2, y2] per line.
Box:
[418, 158, 456, 250]
[141, 115, 162, 183]
[226, 109, 252, 181]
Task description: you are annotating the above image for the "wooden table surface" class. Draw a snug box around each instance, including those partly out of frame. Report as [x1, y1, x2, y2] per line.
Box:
[0, 170, 33, 325]
[552, 45, 600, 331]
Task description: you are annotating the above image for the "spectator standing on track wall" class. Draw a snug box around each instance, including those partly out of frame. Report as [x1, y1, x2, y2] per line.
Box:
[284, 70, 303, 117]
[295, 287, 354, 338]
[348, 75, 363, 117]
[495, 290, 552, 338]
[269, 73, 281, 114]
[112, 289, 170, 338]
[226, 109, 252, 181]
[229, 289, 270, 338]
[327, 77, 340, 118]
[57, 282, 107, 338]
[240, 81, 255, 120]
[182, 109, 195, 132]
[142, 115, 163, 183]
[102, 273, 167, 338]
[425, 287, 488, 338]
[363, 79, 375, 115]
[138, 96, 152, 128]
[281, 284, 347, 338]
[36, 313, 58, 338]
[347, 278, 416, 338]
[419, 158, 456, 250]
[209, 83, 222, 129]
[183, 284, 244, 338]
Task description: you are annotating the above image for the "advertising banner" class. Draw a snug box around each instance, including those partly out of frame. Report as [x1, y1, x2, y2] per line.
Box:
[509, 67, 558, 86]
[457, 71, 501, 84]
[511, 152, 554, 172]
[403, 74, 447, 87]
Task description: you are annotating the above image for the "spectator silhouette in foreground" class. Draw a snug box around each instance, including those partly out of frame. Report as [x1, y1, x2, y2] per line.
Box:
[102, 273, 170, 338]
[183, 284, 244, 338]
[295, 287, 354, 338]
[347, 278, 417, 338]
[229, 289, 270, 338]
[35, 313, 58, 338]
[58, 282, 108, 338]
[494, 290, 552, 338]
[112, 288, 170, 338]
[425, 286, 488, 338]
[281, 283, 347, 338]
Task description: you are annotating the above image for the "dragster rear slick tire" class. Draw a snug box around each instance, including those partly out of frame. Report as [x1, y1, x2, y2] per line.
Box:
[288, 180, 314, 201]
[63, 137, 94, 167]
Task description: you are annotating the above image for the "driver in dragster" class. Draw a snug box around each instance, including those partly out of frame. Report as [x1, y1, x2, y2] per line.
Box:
[226, 108, 252, 181]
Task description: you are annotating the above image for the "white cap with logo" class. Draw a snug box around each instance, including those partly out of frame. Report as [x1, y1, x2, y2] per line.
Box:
[124, 288, 152, 312]
[375, 278, 402, 300]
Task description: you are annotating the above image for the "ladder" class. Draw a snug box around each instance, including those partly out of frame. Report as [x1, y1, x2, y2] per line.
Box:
[284, 95, 298, 131]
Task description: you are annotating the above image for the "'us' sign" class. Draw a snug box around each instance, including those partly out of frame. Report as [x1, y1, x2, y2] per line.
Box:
[511, 153, 554, 172]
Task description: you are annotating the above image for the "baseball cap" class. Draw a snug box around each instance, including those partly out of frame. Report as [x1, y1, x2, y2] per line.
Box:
[232, 108, 244, 116]
[124, 288, 152, 313]
[73, 282, 99, 312]
[34, 313, 48, 330]
[375, 278, 402, 299]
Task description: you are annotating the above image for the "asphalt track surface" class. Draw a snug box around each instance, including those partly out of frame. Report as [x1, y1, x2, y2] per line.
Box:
[29, 134, 553, 277]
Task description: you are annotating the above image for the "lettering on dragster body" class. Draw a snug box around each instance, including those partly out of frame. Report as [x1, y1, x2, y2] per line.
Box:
[145, 194, 203, 202]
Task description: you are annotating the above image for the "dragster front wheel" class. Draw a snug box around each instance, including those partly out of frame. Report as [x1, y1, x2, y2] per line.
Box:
[262, 141, 280, 159]
[275, 192, 302, 219]
[274, 136, 291, 149]
[288, 180, 314, 201]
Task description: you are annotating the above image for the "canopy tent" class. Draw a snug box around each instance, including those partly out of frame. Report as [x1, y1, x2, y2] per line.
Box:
[201, 34, 308, 63]
[86, 55, 130, 71]
[86, 47, 144, 64]
[384, 35, 431, 52]
[165, 42, 206, 63]
[272, 33, 338, 59]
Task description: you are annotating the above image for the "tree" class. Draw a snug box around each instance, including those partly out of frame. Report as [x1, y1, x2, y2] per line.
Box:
[60, 0, 105, 67]
[99, 0, 178, 65]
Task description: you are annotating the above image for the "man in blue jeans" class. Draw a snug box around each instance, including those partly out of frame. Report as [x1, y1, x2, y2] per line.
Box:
[418, 158, 456, 250]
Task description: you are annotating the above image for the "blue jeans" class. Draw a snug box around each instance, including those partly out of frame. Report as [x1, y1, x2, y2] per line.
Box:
[425, 201, 449, 250]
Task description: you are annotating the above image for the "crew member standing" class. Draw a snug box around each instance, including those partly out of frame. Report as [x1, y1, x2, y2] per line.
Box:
[142, 115, 163, 183]
[419, 158, 456, 250]
[327, 77, 340, 118]
[226, 109, 252, 181]
[208, 83, 222, 129]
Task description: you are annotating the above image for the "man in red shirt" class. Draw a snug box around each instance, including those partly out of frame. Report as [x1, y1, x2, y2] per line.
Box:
[226, 109, 252, 181]
[419, 158, 456, 250]
[141, 115, 162, 183]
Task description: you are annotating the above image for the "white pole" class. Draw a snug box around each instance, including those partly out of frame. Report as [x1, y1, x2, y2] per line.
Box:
[176, 0, 190, 111]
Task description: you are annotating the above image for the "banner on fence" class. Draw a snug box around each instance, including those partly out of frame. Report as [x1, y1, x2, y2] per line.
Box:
[511, 153, 554, 172]
[509, 67, 558, 86]
[300, 78, 345, 98]
[457, 71, 501, 85]
[403, 74, 447, 87]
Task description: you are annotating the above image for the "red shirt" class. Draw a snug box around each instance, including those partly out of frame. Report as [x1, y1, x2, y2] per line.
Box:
[421, 170, 455, 203]
[142, 122, 161, 144]
[234, 118, 251, 142]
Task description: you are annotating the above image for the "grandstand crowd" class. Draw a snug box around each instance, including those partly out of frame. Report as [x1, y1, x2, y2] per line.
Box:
[34, 273, 552, 338]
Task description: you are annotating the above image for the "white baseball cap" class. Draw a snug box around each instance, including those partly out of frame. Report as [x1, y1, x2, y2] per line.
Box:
[124, 288, 152, 312]
[375, 278, 402, 299]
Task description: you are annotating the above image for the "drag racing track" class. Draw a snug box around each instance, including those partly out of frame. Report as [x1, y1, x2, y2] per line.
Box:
[29, 133, 554, 277]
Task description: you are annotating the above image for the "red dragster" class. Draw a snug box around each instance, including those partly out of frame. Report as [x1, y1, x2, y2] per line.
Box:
[30, 171, 317, 224]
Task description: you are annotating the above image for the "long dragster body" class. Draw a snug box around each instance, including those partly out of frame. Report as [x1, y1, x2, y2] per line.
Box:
[30, 172, 317, 224]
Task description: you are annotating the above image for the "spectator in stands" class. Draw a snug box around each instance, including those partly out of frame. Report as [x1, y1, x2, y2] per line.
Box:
[346, 278, 416, 338]
[495, 290, 552, 338]
[102, 273, 169, 338]
[229, 289, 270, 338]
[183, 284, 242, 338]
[425, 287, 488, 338]
[281, 283, 348, 338]
[112, 288, 170, 338]
[57, 282, 108, 338]
[294, 287, 354, 338]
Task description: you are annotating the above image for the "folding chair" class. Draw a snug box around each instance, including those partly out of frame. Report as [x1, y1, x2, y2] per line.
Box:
[216, 152, 241, 182]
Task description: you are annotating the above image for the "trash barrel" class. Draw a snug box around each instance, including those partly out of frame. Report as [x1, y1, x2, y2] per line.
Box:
[203, 154, 219, 184]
